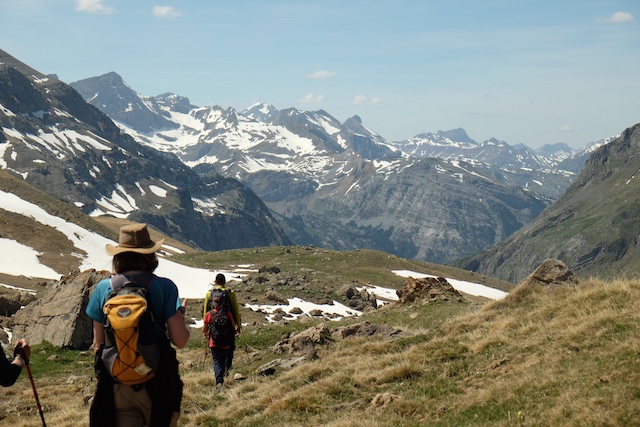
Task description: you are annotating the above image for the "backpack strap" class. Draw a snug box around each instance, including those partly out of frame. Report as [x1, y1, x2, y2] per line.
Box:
[110, 272, 156, 291]
[108, 272, 160, 332]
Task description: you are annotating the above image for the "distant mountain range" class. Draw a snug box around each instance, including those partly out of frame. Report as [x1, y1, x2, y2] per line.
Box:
[0, 47, 626, 271]
[67, 70, 613, 264]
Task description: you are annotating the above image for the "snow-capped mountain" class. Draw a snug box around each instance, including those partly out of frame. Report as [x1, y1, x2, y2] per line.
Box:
[395, 129, 576, 168]
[0, 48, 290, 251]
[69, 71, 557, 265]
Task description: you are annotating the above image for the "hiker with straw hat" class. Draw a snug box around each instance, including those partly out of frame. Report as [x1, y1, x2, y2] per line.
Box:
[86, 223, 190, 427]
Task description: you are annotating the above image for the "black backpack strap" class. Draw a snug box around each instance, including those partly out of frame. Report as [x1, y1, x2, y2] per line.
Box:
[110, 272, 156, 291]
[107, 272, 159, 327]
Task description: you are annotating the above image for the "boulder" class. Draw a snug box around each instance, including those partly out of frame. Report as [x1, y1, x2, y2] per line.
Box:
[257, 356, 306, 376]
[518, 259, 579, 287]
[396, 276, 464, 304]
[265, 290, 288, 304]
[273, 322, 331, 359]
[0, 289, 37, 317]
[341, 285, 378, 311]
[335, 321, 401, 340]
[11, 269, 110, 349]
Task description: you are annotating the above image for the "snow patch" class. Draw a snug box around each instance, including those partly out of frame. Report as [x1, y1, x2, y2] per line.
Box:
[392, 270, 507, 300]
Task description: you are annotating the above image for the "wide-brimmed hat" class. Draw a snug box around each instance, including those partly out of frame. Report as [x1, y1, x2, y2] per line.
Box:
[105, 223, 164, 256]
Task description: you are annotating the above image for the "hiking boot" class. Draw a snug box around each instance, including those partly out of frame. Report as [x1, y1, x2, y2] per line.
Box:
[216, 383, 224, 392]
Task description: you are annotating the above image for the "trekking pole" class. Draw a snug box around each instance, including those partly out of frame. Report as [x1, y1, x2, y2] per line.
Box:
[16, 345, 47, 427]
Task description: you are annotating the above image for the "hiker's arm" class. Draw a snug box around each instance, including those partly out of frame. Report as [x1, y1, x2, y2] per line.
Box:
[230, 292, 242, 332]
[203, 291, 210, 318]
[230, 312, 240, 336]
[202, 312, 211, 338]
[92, 321, 105, 353]
[167, 310, 190, 349]
[0, 346, 21, 387]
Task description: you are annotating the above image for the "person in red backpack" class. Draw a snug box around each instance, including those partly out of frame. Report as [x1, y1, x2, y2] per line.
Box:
[203, 274, 242, 374]
[202, 292, 236, 390]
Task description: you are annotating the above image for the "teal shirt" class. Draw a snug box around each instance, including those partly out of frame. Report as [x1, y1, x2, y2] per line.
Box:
[86, 275, 181, 339]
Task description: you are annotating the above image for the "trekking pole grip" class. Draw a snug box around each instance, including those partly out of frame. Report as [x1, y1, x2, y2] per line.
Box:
[14, 342, 29, 366]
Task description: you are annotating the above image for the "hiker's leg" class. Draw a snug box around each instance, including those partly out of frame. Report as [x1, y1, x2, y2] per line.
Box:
[209, 347, 217, 382]
[227, 341, 235, 372]
[113, 383, 152, 426]
[211, 347, 227, 385]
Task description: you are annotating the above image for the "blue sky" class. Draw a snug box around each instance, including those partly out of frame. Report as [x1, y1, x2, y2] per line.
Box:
[1, 0, 638, 149]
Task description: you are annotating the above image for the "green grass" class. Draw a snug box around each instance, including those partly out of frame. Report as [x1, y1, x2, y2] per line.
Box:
[18, 341, 95, 378]
[6, 250, 640, 427]
[173, 245, 514, 295]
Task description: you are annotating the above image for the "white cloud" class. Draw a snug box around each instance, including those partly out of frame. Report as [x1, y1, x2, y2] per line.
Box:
[152, 5, 182, 19]
[306, 70, 336, 79]
[353, 95, 382, 105]
[606, 12, 634, 23]
[560, 125, 573, 132]
[75, 0, 114, 14]
[300, 92, 325, 103]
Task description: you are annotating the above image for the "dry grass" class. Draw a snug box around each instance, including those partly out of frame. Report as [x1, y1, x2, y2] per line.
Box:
[3, 277, 640, 426]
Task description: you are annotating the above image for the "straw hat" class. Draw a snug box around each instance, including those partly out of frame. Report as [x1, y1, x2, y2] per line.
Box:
[105, 223, 164, 256]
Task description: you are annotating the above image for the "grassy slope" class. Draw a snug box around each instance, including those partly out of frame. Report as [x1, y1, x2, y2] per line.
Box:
[173, 246, 515, 292]
[2, 260, 638, 426]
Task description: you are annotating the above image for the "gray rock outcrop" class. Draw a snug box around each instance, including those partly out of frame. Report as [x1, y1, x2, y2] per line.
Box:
[11, 269, 110, 349]
[396, 276, 465, 304]
[517, 259, 579, 288]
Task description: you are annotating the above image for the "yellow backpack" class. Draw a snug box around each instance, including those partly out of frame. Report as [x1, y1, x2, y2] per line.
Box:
[101, 274, 160, 385]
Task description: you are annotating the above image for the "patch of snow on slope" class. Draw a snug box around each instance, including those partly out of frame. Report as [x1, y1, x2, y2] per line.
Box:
[0, 189, 115, 273]
[149, 184, 168, 197]
[307, 115, 340, 135]
[245, 297, 361, 323]
[392, 270, 507, 300]
[0, 140, 11, 167]
[0, 238, 61, 279]
[449, 160, 490, 180]
[357, 284, 399, 306]
[92, 185, 138, 218]
[0, 189, 243, 300]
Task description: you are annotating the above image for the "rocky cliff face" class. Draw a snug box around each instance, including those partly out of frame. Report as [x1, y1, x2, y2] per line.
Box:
[272, 156, 547, 264]
[0, 49, 290, 251]
[457, 123, 640, 282]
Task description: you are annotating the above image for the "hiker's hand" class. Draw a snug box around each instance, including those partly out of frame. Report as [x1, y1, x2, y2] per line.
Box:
[14, 339, 30, 364]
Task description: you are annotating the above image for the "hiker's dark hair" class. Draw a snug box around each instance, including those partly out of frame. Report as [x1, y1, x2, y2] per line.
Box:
[215, 273, 226, 285]
[112, 252, 159, 274]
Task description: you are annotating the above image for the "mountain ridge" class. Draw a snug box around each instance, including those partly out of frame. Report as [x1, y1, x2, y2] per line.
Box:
[0, 48, 291, 252]
[69, 71, 585, 264]
[457, 122, 640, 282]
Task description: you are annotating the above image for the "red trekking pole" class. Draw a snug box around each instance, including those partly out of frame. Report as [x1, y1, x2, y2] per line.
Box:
[16, 344, 47, 427]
